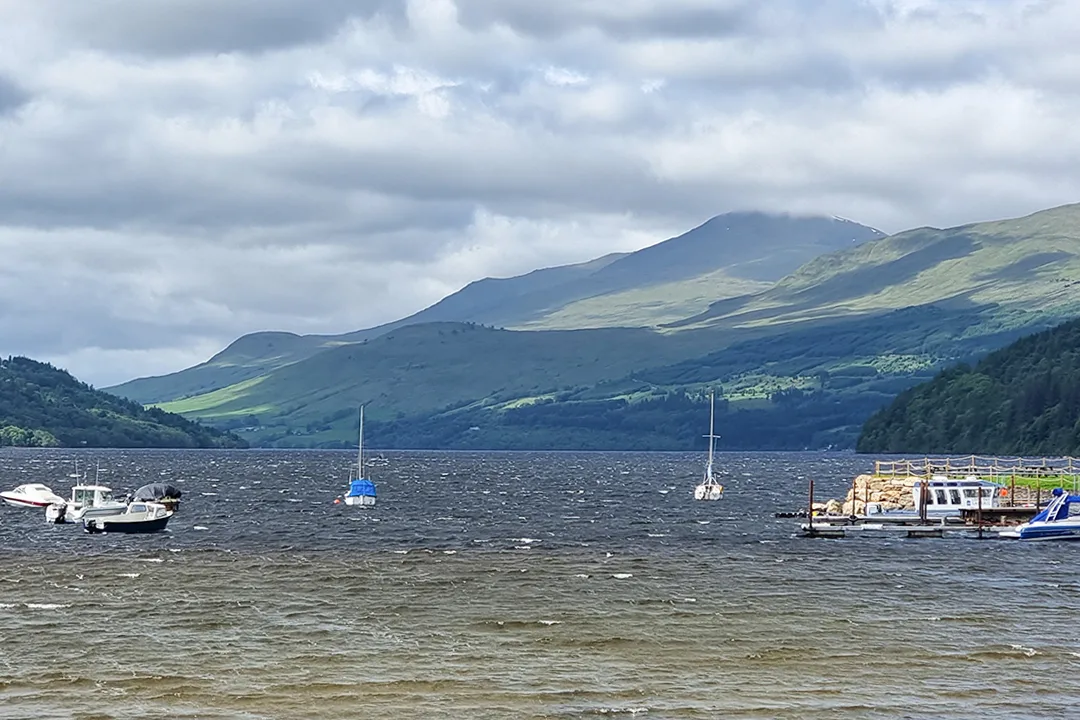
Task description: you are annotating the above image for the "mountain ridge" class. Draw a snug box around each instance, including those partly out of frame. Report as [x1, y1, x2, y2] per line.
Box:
[107, 211, 883, 403]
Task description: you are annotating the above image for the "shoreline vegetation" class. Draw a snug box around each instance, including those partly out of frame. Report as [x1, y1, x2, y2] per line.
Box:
[0, 356, 246, 449]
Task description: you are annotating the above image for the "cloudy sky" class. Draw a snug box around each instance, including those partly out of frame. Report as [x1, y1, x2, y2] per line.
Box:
[2, 0, 1079, 387]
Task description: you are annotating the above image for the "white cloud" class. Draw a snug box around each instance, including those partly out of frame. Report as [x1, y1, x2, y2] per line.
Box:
[0, 0, 1078, 386]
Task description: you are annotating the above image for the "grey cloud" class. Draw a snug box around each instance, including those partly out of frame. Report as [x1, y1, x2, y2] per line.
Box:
[455, 0, 758, 40]
[38, 0, 402, 56]
[0, 74, 29, 115]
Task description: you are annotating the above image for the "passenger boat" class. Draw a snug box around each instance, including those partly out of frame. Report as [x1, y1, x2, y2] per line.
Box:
[999, 488, 1080, 541]
[83, 501, 173, 534]
[1, 483, 66, 508]
[344, 406, 376, 507]
[693, 390, 724, 501]
[863, 475, 1004, 519]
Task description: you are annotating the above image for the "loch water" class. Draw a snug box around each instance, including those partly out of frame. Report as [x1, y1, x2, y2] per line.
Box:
[1, 448, 1078, 719]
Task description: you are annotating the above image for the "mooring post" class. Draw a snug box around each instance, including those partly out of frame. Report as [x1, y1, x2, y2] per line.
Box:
[919, 480, 928, 525]
[849, 473, 857, 521]
[808, 478, 815, 533]
[977, 483, 983, 539]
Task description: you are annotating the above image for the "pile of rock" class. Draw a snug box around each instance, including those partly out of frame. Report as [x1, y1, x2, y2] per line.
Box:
[813, 474, 918, 516]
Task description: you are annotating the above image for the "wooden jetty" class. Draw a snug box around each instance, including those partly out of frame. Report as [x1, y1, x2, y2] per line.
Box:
[798, 457, 1068, 539]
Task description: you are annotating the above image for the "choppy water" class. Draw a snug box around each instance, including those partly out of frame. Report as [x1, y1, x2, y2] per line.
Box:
[2, 449, 1078, 719]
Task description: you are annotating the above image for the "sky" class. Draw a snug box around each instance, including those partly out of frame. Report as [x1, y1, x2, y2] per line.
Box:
[2, 0, 1080, 387]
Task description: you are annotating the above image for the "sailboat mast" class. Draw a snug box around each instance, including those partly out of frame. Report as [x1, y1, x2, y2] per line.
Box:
[357, 406, 364, 478]
[707, 390, 715, 470]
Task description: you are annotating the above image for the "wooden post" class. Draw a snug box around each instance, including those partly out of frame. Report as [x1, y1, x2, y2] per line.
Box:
[977, 482, 983, 539]
[919, 480, 928, 524]
[1010, 475, 1016, 507]
[808, 478, 815, 533]
[849, 473, 858, 520]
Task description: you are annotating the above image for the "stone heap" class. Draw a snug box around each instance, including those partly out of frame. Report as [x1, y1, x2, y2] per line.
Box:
[819, 474, 915, 515]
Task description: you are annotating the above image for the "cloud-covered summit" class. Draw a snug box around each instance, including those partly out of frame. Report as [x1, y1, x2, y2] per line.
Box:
[1, 0, 1078, 386]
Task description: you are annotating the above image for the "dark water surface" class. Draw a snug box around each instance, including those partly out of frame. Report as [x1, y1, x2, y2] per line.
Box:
[1, 449, 1078, 719]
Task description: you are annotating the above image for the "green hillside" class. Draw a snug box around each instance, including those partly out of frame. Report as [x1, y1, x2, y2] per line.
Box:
[675, 203, 1080, 331]
[0, 356, 247, 448]
[124, 203, 1080, 450]
[107, 212, 882, 404]
[858, 318, 1080, 455]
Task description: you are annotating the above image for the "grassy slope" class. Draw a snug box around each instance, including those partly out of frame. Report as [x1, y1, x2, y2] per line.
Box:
[679, 203, 1080, 331]
[512, 269, 772, 330]
[157, 322, 723, 443]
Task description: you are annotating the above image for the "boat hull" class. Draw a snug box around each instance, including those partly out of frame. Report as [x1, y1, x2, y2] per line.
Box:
[344, 495, 376, 507]
[694, 484, 723, 501]
[84, 514, 172, 534]
[1000, 522, 1080, 541]
[2, 495, 54, 508]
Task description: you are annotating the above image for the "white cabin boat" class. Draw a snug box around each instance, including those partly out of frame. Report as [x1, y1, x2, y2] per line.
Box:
[46, 484, 128, 524]
[862, 475, 1004, 518]
[1, 483, 66, 508]
[694, 390, 724, 501]
[83, 501, 173, 534]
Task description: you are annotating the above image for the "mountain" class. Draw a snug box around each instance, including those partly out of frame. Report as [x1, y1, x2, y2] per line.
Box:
[673, 203, 1080, 331]
[106, 212, 884, 404]
[0, 356, 246, 448]
[118, 203, 1080, 450]
[857, 317, 1080, 455]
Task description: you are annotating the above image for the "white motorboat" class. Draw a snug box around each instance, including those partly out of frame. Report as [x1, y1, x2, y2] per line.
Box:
[46, 484, 128, 524]
[83, 501, 173, 534]
[1, 483, 66, 508]
[999, 488, 1080, 541]
[694, 390, 724, 501]
[343, 406, 376, 507]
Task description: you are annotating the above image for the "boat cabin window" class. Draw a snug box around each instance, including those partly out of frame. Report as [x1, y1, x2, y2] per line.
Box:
[949, 489, 961, 504]
[936, 489, 947, 505]
[130, 504, 145, 513]
[982, 488, 995, 498]
[963, 489, 978, 498]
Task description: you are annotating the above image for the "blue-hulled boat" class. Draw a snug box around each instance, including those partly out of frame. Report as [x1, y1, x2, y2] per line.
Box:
[1000, 488, 1080, 540]
[344, 406, 376, 507]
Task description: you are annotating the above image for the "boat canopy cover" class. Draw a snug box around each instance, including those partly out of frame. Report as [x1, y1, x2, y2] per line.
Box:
[132, 482, 183, 501]
[348, 479, 376, 497]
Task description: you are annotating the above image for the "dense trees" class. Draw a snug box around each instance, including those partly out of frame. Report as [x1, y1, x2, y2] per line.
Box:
[0, 356, 246, 448]
[858, 318, 1080, 454]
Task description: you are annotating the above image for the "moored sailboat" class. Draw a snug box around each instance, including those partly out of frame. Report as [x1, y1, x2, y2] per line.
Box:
[694, 390, 724, 501]
[344, 406, 376, 507]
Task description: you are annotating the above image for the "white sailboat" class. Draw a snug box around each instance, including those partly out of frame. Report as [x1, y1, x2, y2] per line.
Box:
[694, 390, 724, 501]
[344, 406, 376, 507]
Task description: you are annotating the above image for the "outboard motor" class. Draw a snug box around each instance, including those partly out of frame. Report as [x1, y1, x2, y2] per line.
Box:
[45, 503, 68, 524]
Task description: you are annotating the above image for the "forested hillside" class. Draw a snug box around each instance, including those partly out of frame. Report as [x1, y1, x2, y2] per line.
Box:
[0, 356, 247, 448]
[858, 318, 1080, 454]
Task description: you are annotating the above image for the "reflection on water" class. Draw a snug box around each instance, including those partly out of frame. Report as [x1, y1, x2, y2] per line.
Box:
[1, 448, 1077, 719]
